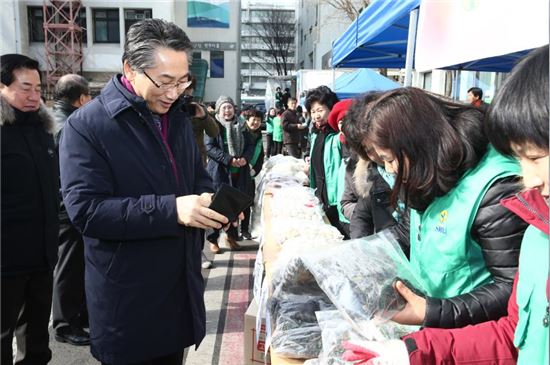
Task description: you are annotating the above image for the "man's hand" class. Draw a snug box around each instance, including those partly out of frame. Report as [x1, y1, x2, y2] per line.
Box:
[193, 103, 206, 119]
[176, 193, 229, 229]
[390, 281, 426, 325]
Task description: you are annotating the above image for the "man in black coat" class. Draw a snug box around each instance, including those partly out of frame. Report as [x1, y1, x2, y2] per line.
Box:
[282, 97, 306, 158]
[1, 54, 59, 364]
[51, 74, 92, 346]
[59, 19, 235, 365]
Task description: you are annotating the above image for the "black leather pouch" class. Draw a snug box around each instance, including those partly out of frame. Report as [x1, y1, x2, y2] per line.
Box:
[209, 184, 254, 223]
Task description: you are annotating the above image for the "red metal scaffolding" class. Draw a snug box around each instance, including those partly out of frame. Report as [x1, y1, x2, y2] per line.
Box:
[43, 0, 83, 95]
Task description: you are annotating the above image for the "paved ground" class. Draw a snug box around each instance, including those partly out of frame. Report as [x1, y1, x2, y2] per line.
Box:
[13, 237, 259, 365]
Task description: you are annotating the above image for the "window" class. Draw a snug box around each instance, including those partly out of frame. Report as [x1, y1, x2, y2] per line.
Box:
[210, 51, 224, 78]
[124, 9, 152, 34]
[28, 6, 87, 43]
[423, 71, 432, 91]
[193, 52, 202, 60]
[93, 8, 120, 43]
[28, 7, 45, 42]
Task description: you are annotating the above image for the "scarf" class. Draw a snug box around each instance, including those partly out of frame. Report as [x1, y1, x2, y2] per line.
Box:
[216, 114, 244, 157]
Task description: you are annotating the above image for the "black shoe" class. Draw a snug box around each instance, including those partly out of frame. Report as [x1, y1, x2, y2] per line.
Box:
[241, 230, 253, 240]
[236, 235, 243, 241]
[55, 326, 90, 346]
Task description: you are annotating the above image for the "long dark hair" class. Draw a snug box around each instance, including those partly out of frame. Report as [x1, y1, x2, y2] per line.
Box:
[342, 91, 384, 161]
[364, 87, 488, 211]
[485, 45, 549, 155]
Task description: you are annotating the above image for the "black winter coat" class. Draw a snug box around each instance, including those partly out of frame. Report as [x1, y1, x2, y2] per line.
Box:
[59, 76, 213, 364]
[1, 95, 59, 276]
[204, 119, 254, 192]
[52, 100, 78, 225]
[349, 159, 397, 239]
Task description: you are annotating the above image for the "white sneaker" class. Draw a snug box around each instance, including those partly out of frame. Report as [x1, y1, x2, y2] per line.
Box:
[201, 260, 213, 269]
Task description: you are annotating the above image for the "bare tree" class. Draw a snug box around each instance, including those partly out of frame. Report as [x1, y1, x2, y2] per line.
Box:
[323, 0, 370, 21]
[248, 8, 295, 76]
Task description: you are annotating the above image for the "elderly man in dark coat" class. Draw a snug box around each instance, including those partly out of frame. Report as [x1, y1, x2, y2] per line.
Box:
[51, 74, 92, 346]
[1, 54, 59, 364]
[59, 19, 231, 365]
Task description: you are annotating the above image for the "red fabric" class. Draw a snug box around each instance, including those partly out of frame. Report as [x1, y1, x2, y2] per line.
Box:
[328, 99, 353, 132]
[405, 275, 520, 365]
[501, 189, 549, 235]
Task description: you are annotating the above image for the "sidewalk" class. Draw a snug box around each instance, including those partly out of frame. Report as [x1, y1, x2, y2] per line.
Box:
[16, 239, 258, 365]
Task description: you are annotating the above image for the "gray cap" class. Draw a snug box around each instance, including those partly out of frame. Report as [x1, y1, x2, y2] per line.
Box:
[215, 95, 235, 113]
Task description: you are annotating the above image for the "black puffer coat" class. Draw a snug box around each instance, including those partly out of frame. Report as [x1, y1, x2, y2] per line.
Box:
[349, 158, 398, 239]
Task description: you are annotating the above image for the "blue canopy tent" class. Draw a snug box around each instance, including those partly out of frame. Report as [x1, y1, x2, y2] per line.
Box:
[438, 50, 533, 73]
[331, 0, 420, 69]
[334, 68, 400, 99]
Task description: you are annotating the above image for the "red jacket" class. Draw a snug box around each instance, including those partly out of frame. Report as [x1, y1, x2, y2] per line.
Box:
[404, 189, 549, 365]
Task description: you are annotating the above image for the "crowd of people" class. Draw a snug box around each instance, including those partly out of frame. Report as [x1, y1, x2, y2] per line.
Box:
[1, 16, 548, 365]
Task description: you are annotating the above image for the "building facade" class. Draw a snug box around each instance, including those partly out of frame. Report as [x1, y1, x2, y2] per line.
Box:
[295, 0, 356, 70]
[241, 2, 295, 98]
[1, 0, 241, 103]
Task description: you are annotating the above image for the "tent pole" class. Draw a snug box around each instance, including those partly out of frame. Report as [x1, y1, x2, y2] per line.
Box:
[404, 8, 419, 87]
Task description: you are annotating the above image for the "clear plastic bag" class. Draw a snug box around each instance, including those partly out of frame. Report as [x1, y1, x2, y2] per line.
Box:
[268, 229, 425, 358]
[269, 293, 335, 359]
[316, 310, 363, 365]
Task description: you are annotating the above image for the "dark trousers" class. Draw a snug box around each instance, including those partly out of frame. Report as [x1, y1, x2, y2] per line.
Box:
[1, 270, 53, 365]
[272, 141, 282, 155]
[52, 222, 87, 332]
[285, 143, 301, 158]
[206, 225, 238, 243]
[266, 133, 273, 157]
[101, 350, 184, 365]
[241, 206, 251, 233]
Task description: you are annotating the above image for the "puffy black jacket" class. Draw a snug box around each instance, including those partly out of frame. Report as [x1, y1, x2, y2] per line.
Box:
[349, 158, 398, 238]
[399, 176, 527, 328]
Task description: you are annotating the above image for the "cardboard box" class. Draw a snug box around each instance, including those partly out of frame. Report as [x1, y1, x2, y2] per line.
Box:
[244, 298, 271, 365]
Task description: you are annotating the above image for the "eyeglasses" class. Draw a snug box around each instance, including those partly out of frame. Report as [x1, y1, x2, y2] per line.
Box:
[142, 70, 192, 92]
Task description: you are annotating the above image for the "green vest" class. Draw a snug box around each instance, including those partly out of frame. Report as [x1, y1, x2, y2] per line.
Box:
[336, 157, 349, 223]
[266, 116, 274, 134]
[250, 137, 263, 167]
[309, 132, 343, 207]
[409, 146, 520, 298]
[272, 116, 283, 142]
[515, 225, 549, 365]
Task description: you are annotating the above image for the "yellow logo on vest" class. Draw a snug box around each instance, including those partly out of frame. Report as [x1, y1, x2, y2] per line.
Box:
[435, 210, 448, 235]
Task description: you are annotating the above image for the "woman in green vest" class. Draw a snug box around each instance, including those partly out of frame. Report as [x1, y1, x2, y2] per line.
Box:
[271, 108, 284, 155]
[241, 108, 265, 240]
[339, 44, 549, 365]
[305, 86, 349, 238]
[344, 87, 528, 329]
[264, 107, 276, 157]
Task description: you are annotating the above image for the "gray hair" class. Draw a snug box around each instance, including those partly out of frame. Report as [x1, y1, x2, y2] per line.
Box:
[54, 74, 89, 103]
[122, 18, 193, 71]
